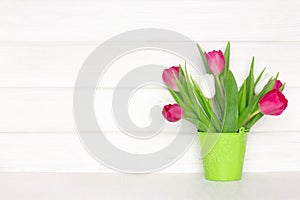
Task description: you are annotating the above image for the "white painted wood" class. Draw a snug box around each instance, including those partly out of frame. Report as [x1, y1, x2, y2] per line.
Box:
[0, 42, 298, 87]
[0, 132, 299, 172]
[0, 0, 299, 174]
[0, 0, 299, 42]
[1, 172, 300, 200]
[0, 87, 294, 133]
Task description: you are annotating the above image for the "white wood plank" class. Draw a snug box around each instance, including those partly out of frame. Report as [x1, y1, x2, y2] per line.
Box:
[0, 132, 299, 172]
[0, 87, 295, 133]
[0, 42, 299, 87]
[0, 1, 299, 41]
[0, 0, 299, 175]
[1, 172, 300, 200]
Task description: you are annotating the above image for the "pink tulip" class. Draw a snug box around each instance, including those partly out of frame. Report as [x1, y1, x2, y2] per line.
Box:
[273, 80, 283, 90]
[204, 50, 225, 75]
[259, 90, 288, 116]
[162, 66, 180, 91]
[162, 104, 184, 122]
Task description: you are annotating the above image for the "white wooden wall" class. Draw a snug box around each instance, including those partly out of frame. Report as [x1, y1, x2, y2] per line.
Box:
[0, 0, 299, 173]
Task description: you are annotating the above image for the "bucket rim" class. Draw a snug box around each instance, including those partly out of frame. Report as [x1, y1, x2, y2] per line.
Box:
[198, 127, 248, 135]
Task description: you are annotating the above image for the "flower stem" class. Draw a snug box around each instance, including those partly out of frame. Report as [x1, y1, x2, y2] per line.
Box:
[215, 75, 224, 98]
[242, 110, 260, 127]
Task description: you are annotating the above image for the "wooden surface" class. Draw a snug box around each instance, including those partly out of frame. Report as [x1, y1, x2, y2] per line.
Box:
[2, 172, 300, 200]
[0, 0, 299, 174]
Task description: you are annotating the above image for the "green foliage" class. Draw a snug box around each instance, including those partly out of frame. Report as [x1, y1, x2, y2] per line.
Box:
[238, 82, 247, 115]
[166, 42, 281, 133]
[222, 70, 239, 132]
[238, 76, 277, 128]
[246, 57, 255, 105]
[222, 42, 230, 83]
[170, 65, 215, 132]
[196, 43, 210, 73]
[254, 67, 266, 87]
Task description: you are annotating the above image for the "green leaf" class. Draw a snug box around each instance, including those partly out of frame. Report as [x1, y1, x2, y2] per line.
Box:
[183, 65, 201, 114]
[196, 43, 210, 73]
[238, 78, 276, 127]
[254, 67, 266, 87]
[184, 117, 208, 132]
[246, 57, 255, 106]
[190, 79, 211, 115]
[222, 42, 230, 80]
[191, 78, 221, 131]
[280, 82, 286, 91]
[213, 76, 225, 119]
[178, 64, 185, 82]
[224, 42, 230, 70]
[238, 81, 247, 114]
[167, 86, 189, 112]
[174, 67, 213, 131]
[221, 70, 239, 132]
[214, 42, 230, 117]
[184, 78, 213, 131]
[175, 81, 195, 111]
[167, 87, 180, 104]
[245, 112, 263, 130]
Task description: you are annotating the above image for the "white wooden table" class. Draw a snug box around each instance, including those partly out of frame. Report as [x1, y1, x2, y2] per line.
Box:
[2, 172, 300, 200]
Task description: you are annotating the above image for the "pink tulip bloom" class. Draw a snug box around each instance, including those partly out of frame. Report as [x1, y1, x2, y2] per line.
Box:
[273, 80, 283, 90]
[162, 104, 184, 122]
[204, 50, 225, 75]
[259, 90, 288, 116]
[162, 66, 180, 91]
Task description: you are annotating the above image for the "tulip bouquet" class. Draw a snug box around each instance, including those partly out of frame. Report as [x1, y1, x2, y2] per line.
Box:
[161, 42, 288, 181]
[162, 42, 288, 133]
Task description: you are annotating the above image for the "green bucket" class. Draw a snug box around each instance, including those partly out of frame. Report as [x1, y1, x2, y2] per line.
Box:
[198, 128, 247, 181]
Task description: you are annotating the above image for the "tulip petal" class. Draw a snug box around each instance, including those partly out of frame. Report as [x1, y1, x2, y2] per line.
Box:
[162, 103, 184, 122]
[258, 90, 288, 116]
[204, 50, 225, 75]
[162, 66, 180, 91]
